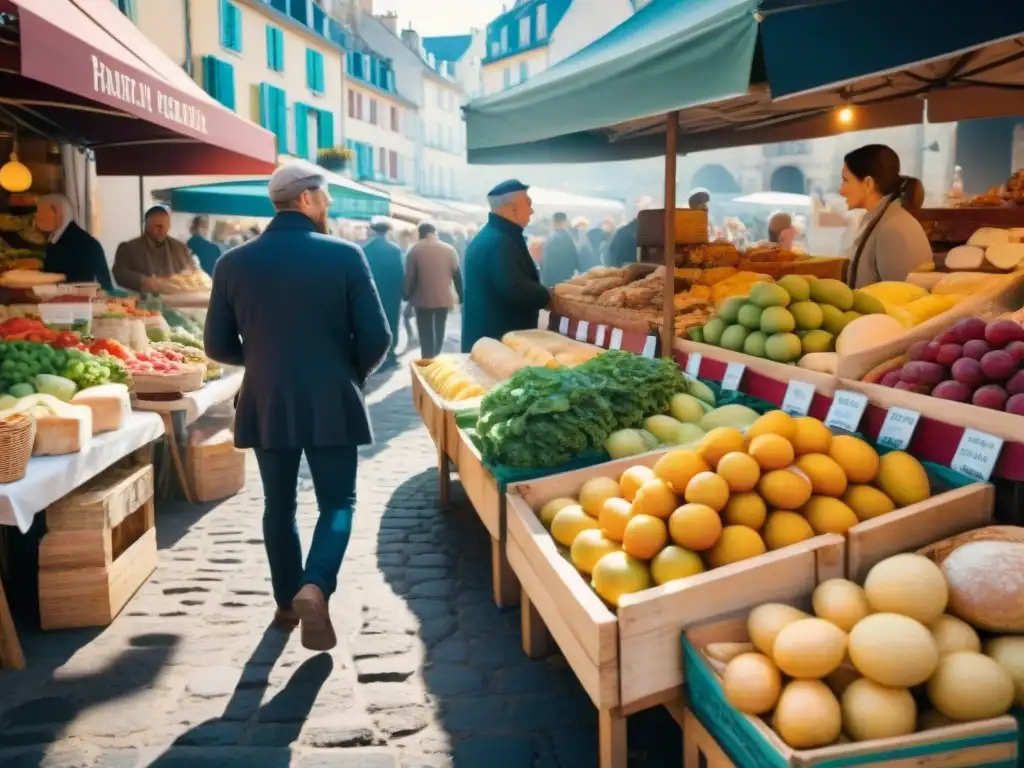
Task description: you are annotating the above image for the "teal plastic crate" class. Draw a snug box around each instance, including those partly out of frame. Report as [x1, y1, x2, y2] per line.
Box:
[682, 634, 1020, 768]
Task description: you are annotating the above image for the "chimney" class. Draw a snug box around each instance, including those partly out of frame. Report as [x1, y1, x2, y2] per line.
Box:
[358, 0, 373, 13]
[400, 24, 421, 54]
[376, 11, 398, 34]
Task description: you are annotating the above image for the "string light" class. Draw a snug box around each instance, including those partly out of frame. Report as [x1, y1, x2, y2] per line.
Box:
[837, 106, 854, 126]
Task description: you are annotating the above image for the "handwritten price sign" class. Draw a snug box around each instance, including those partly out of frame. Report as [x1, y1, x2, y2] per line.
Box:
[951, 428, 1003, 482]
[876, 407, 920, 451]
[781, 380, 815, 417]
[824, 390, 868, 434]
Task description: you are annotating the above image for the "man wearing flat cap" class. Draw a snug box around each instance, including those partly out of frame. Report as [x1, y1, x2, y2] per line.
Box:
[112, 204, 196, 292]
[205, 160, 392, 652]
[362, 218, 404, 369]
[461, 180, 549, 352]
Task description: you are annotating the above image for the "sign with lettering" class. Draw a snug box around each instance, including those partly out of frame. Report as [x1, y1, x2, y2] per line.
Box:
[90, 55, 209, 135]
[951, 428, 1003, 482]
[781, 380, 815, 417]
[595, 325, 607, 347]
[610, 328, 623, 350]
[721, 363, 745, 392]
[575, 321, 589, 342]
[824, 390, 868, 434]
[685, 353, 702, 378]
[558, 316, 569, 335]
[876, 407, 920, 451]
[641, 336, 657, 358]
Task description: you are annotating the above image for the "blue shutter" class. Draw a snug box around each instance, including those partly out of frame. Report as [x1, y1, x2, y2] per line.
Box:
[266, 26, 284, 71]
[275, 88, 288, 154]
[220, 0, 241, 52]
[317, 110, 334, 149]
[258, 83, 270, 129]
[295, 104, 309, 159]
[218, 59, 236, 110]
[306, 50, 325, 93]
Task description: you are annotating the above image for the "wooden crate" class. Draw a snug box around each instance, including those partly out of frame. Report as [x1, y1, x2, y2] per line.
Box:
[454, 428, 519, 608]
[410, 360, 446, 448]
[186, 423, 246, 502]
[505, 451, 847, 768]
[39, 464, 158, 630]
[674, 705, 737, 768]
[684, 618, 1019, 767]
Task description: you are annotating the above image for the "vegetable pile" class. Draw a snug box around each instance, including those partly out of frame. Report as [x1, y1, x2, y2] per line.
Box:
[0, 340, 127, 400]
[475, 350, 689, 468]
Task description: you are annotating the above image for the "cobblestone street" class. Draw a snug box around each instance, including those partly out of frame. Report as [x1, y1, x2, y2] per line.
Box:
[0, 318, 680, 767]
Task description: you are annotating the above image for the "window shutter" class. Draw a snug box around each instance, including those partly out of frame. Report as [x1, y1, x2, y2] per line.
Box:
[203, 55, 218, 98]
[294, 104, 308, 159]
[218, 59, 236, 110]
[258, 83, 270, 129]
[317, 110, 334, 149]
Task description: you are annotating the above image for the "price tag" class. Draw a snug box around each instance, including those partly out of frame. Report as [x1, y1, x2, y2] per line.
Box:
[685, 353, 702, 378]
[876, 407, 920, 451]
[43, 306, 75, 325]
[558, 316, 569, 335]
[824, 390, 868, 434]
[781, 380, 815, 417]
[610, 328, 623, 350]
[641, 336, 657, 358]
[575, 321, 589, 342]
[951, 428, 1003, 482]
[595, 325, 607, 347]
[721, 362, 745, 392]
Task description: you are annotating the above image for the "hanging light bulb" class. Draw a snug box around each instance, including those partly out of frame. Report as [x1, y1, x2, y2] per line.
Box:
[837, 105, 855, 126]
[0, 129, 31, 193]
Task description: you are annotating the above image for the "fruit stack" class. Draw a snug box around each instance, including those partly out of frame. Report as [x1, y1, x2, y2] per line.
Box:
[877, 316, 1024, 414]
[708, 545, 1021, 749]
[692, 277, 889, 363]
[536, 410, 932, 608]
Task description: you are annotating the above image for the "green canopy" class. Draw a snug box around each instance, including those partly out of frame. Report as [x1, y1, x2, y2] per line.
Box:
[153, 178, 390, 220]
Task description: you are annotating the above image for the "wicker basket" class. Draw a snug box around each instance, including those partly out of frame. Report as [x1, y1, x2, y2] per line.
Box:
[186, 419, 245, 502]
[0, 412, 36, 484]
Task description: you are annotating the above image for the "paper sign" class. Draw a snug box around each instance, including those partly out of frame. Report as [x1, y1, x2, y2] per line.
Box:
[685, 353, 702, 378]
[641, 336, 657, 358]
[42, 306, 75, 325]
[595, 325, 607, 347]
[609, 328, 623, 350]
[951, 428, 1003, 482]
[824, 390, 868, 434]
[781, 380, 815, 417]
[721, 362, 745, 392]
[558, 316, 569, 335]
[876, 407, 920, 451]
[575, 321, 589, 342]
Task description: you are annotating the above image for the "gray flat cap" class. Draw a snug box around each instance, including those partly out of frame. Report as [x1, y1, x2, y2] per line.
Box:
[268, 161, 327, 203]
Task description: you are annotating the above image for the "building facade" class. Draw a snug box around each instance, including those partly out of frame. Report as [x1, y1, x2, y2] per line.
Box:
[422, 31, 485, 100]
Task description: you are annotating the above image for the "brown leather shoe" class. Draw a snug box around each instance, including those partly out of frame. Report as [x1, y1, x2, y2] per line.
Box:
[291, 584, 337, 651]
[274, 607, 299, 631]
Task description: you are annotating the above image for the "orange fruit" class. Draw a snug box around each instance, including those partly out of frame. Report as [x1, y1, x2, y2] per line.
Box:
[698, 427, 745, 468]
[668, 503, 723, 551]
[717, 451, 762, 492]
[622, 514, 668, 560]
[632, 478, 678, 519]
[619, 465, 656, 502]
[599, 497, 633, 542]
[652, 449, 709, 494]
[723, 492, 768, 530]
[748, 434, 795, 471]
[684, 471, 731, 511]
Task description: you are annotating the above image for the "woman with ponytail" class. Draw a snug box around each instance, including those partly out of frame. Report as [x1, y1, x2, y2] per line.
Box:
[839, 144, 932, 288]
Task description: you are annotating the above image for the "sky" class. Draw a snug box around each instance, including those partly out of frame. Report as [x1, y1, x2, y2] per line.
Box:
[372, 0, 507, 36]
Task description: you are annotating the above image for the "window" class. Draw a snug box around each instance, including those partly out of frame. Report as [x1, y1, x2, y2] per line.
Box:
[347, 90, 356, 118]
[368, 99, 378, 125]
[347, 140, 375, 180]
[519, 16, 531, 47]
[111, 0, 136, 21]
[265, 26, 284, 72]
[202, 56, 236, 110]
[219, 0, 242, 53]
[519, 61, 529, 82]
[294, 104, 310, 159]
[500, 27, 508, 53]
[258, 83, 288, 154]
[378, 147, 387, 178]
[490, 42, 499, 57]
[388, 151, 398, 181]
[317, 110, 334, 149]
[503, 67, 511, 89]
[306, 49, 325, 94]
[536, 3, 548, 38]
[390, 106, 399, 132]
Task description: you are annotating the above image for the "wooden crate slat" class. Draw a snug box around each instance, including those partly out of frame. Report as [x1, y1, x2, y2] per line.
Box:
[46, 463, 154, 531]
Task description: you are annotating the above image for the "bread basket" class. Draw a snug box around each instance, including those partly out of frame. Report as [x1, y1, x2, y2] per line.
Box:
[0, 411, 36, 483]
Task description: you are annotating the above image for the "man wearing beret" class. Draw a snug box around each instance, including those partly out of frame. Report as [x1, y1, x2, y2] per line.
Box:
[205, 161, 392, 651]
[461, 180, 550, 352]
[362, 218, 405, 369]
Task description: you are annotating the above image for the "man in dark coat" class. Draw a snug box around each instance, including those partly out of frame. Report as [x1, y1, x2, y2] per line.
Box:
[35, 194, 113, 290]
[540, 212, 579, 287]
[205, 162, 391, 652]
[461, 180, 549, 352]
[362, 219, 404, 369]
[187, 215, 224, 277]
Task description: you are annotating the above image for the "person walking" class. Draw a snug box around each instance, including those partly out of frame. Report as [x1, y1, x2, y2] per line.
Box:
[461, 180, 550, 352]
[540, 212, 580, 287]
[404, 221, 462, 359]
[362, 219, 405, 369]
[36, 193, 114, 290]
[187, 215, 224, 277]
[204, 162, 391, 652]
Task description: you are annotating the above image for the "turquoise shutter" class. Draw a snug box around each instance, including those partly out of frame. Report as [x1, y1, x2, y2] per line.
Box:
[266, 26, 284, 71]
[220, 0, 241, 52]
[275, 88, 288, 154]
[317, 110, 334, 149]
[316, 54, 325, 92]
[295, 105, 309, 159]
[217, 59, 235, 110]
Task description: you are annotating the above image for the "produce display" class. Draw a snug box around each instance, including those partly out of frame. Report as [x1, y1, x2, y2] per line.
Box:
[946, 227, 1024, 271]
[707, 533, 1022, 749]
[417, 355, 493, 402]
[533, 409, 941, 608]
[0, 340, 128, 402]
[870, 315, 1024, 414]
[147, 270, 212, 295]
[475, 350, 687, 468]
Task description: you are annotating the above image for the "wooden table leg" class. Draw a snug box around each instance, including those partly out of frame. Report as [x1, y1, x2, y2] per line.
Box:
[0, 576, 25, 670]
[490, 537, 520, 608]
[161, 413, 193, 504]
[437, 443, 450, 510]
[521, 592, 555, 659]
[599, 708, 627, 768]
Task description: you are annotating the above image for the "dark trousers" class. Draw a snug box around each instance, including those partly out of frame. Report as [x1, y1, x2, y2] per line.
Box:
[382, 301, 400, 365]
[252, 446, 358, 609]
[416, 307, 448, 359]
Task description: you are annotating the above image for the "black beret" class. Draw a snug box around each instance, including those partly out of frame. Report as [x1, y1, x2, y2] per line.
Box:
[487, 179, 529, 197]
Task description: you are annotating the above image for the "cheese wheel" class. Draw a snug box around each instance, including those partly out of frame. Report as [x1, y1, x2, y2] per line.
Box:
[944, 245, 984, 271]
[941, 541, 1024, 633]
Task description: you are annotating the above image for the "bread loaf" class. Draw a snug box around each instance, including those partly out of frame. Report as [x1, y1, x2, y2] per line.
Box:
[917, 526, 1024, 566]
[941, 541, 1024, 633]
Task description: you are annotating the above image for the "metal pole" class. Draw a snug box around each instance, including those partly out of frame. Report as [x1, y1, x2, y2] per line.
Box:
[662, 111, 679, 359]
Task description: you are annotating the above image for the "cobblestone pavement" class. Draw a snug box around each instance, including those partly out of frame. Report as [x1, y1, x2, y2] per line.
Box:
[0, 315, 680, 767]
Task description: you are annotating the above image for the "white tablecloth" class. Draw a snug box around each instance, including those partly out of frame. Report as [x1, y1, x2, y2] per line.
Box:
[0, 412, 165, 533]
[131, 369, 243, 426]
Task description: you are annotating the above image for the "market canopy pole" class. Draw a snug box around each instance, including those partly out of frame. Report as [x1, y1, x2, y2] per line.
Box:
[662, 111, 678, 359]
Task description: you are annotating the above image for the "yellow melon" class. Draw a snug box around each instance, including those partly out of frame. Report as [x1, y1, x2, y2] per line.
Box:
[650, 545, 704, 585]
[550, 504, 600, 547]
[652, 449, 709, 494]
[791, 417, 833, 456]
[570, 529, 621, 575]
[842, 484, 895, 521]
[876, 451, 930, 507]
[578, 477, 621, 517]
[746, 410, 798, 442]
[773, 618, 848, 678]
[723, 653, 782, 715]
[706, 525, 766, 568]
[697, 427, 745, 468]
[802, 496, 860, 536]
[591, 551, 651, 607]
[748, 434, 795, 471]
[748, 603, 810, 655]
[773, 680, 842, 749]
[598, 497, 633, 542]
[668, 503, 723, 551]
[763, 511, 815, 550]
[828, 435, 879, 484]
[539, 497, 576, 528]
[794, 454, 848, 497]
[842, 678, 917, 742]
[812, 579, 872, 632]
[758, 468, 812, 510]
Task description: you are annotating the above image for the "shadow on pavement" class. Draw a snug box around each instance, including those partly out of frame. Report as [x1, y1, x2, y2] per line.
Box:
[0, 632, 179, 763]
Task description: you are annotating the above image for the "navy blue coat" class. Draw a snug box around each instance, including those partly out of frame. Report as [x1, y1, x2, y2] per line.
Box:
[540, 229, 579, 287]
[361, 234, 404, 316]
[461, 213, 549, 353]
[205, 212, 392, 450]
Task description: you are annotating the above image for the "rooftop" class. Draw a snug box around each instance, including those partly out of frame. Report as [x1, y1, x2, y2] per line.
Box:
[422, 34, 473, 63]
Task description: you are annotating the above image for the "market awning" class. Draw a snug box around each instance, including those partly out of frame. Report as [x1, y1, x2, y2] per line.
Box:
[464, 0, 1024, 163]
[152, 177, 390, 221]
[0, 0, 277, 175]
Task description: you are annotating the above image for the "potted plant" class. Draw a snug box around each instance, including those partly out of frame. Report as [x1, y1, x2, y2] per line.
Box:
[317, 146, 353, 172]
